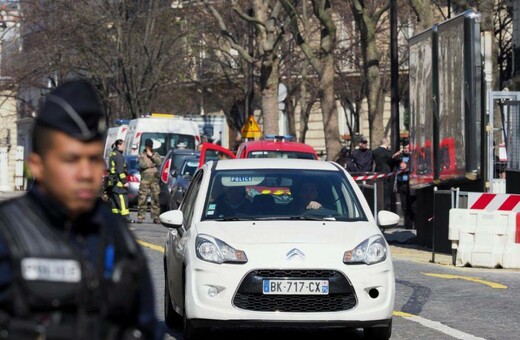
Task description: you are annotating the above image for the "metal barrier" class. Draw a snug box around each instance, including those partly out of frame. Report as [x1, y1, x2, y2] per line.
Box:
[350, 171, 392, 222]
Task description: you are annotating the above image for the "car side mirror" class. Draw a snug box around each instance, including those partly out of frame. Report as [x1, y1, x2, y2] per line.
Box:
[377, 210, 400, 228]
[160, 210, 184, 229]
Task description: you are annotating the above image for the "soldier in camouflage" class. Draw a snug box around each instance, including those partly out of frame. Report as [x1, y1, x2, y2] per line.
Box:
[137, 138, 162, 223]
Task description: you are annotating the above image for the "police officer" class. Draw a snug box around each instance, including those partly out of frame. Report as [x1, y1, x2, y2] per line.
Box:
[137, 139, 161, 224]
[0, 80, 162, 339]
[108, 139, 133, 222]
[393, 141, 414, 229]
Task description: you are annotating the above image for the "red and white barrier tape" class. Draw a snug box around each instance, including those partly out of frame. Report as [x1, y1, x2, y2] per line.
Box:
[352, 169, 408, 182]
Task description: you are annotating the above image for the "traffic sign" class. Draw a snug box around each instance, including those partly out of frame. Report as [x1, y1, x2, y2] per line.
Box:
[241, 115, 262, 139]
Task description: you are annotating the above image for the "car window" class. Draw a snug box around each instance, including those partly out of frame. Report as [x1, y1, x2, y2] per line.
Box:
[202, 169, 366, 222]
[126, 157, 139, 171]
[140, 132, 196, 156]
[180, 160, 199, 177]
[181, 170, 203, 229]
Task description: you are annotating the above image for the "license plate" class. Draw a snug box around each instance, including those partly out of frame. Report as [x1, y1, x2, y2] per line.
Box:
[262, 279, 329, 295]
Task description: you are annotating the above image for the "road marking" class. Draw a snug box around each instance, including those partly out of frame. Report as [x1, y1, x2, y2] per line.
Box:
[422, 273, 507, 289]
[137, 240, 164, 253]
[393, 311, 485, 339]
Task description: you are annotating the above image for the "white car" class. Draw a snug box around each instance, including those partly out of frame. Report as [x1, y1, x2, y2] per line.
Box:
[161, 158, 399, 339]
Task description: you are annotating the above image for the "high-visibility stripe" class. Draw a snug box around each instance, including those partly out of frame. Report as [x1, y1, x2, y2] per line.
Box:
[470, 193, 496, 209]
[498, 195, 520, 211]
[119, 194, 130, 216]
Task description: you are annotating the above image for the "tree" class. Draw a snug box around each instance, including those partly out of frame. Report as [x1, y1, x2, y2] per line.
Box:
[15, 0, 193, 122]
[348, 0, 389, 146]
[282, 0, 341, 159]
[200, 0, 289, 136]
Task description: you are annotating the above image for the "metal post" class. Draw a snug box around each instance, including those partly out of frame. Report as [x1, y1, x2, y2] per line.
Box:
[373, 180, 378, 222]
[390, 0, 400, 152]
[430, 186, 438, 263]
[245, 8, 254, 123]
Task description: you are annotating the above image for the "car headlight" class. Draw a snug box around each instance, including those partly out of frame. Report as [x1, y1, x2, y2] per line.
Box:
[195, 234, 248, 264]
[343, 235, 387, 265]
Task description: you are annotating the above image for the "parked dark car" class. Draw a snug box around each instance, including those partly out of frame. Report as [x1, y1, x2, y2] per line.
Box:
[163, 156, 199, 212]
[159, 149, 200, 212]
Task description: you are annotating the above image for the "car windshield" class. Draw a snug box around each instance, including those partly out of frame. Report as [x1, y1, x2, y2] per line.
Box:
[247, 151, 316, 159]
[202, 169, 367, 222]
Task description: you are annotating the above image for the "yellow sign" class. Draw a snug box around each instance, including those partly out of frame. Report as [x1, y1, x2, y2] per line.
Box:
[241, 115, 262, 139]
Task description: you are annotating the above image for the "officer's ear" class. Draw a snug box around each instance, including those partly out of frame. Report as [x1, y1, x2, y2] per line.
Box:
[28, 152, 43, 182]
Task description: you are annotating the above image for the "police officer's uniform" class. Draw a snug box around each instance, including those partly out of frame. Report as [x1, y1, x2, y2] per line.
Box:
[108, 147, 131, 219]
[0, 80, 161, 339]
[137, 140, 162, 224]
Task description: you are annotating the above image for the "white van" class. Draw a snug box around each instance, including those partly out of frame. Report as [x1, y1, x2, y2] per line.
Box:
[123, 117, 200, 157]
[103, 124, 129, 163]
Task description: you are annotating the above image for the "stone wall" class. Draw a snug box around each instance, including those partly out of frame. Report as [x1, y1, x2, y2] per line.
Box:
[0, 93, 18, 191]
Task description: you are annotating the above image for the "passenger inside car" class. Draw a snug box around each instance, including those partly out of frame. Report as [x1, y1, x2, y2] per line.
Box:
[213, 186, 252, 218]
[252, 194, 277, 216]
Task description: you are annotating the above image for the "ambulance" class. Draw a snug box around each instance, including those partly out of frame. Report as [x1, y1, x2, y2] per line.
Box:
[123, 116, 201, 157]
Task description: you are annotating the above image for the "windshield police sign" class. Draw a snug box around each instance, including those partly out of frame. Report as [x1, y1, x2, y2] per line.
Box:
[21, 258, 81, 283]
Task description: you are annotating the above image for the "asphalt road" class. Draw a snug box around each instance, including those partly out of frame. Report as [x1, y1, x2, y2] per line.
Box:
[1, 191, 517, 340]
[131, 217, 520, 340]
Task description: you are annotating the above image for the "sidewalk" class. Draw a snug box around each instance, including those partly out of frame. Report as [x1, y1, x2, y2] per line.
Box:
[0, 190, 25, 201]
[384, 227, 453, 266]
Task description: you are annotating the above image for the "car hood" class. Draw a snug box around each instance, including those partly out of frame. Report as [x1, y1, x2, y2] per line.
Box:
[193, 220, 383, 248]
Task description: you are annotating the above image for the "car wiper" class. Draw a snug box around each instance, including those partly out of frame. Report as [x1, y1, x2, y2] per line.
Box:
[281, 215, 336, 221]
[213, 216, 253, 221]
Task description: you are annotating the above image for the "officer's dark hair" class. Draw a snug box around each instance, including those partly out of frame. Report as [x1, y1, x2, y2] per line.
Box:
[31, 124, 56, 156]
[112, 139, 124, 150]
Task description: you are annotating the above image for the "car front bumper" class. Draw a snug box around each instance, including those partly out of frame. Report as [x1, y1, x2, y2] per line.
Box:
[184, 250, 395, 324]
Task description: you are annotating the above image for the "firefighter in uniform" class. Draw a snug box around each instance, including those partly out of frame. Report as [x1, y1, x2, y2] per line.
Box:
[108, 139, 133, 222]
[137, 139, 161, 224]
[0, 80, 162, 339]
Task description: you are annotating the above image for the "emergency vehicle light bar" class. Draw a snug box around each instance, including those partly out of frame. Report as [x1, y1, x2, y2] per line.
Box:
[264, 135, 295, 142]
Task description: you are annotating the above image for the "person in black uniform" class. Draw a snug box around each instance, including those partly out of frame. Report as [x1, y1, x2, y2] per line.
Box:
[108, 139, 133, 222]
[351, 137, 373, 172]
[372, 137, 395, 211]
[392, 141, 414, 228]
[0, 80, 162, 339]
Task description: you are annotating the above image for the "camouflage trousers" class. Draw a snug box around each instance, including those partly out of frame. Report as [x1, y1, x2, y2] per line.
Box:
[137, 176, 160, 221]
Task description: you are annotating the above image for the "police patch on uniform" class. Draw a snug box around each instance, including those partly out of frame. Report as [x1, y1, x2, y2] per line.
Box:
[21, 258, 81, 283]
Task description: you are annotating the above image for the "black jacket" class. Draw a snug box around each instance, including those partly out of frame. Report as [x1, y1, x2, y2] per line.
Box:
[108, 150, 128, 194]
[0, 186, 162, 339]
[352, 148, 373, 172]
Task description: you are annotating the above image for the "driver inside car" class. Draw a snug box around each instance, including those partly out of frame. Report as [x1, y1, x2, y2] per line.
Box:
[289, 181, 323, 212]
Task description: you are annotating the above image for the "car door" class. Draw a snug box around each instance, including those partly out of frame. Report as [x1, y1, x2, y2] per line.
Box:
[198, 142, 236, 168]
[168, 170, 204, 308]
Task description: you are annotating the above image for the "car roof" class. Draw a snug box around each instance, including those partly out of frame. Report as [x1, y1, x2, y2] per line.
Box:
[210, 158, 339, 171]
[239, 140, 317, 154]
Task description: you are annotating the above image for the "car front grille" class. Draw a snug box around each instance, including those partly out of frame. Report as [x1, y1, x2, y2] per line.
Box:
[233, 269, 357, 312]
